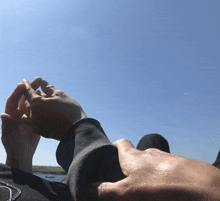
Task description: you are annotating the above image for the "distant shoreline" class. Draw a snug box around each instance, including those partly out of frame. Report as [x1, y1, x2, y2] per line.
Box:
[33, 171, 66, 175]
[32, 165, 66, 175]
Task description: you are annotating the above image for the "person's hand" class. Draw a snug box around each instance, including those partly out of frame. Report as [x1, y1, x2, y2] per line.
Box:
[22, 79, 87, 140]
[1, 78, 42, 173]
[86, 139, 220, 201]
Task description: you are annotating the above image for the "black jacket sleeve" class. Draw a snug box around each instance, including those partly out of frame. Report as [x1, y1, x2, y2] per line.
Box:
[56, 118, 124, 201]
[213, 150, 220, 169]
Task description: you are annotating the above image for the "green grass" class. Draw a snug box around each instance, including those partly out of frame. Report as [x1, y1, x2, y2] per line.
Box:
[32, 165, 65, 173]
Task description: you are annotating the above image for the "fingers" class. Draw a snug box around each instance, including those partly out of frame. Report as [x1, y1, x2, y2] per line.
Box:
[85, 181, 122, 201]
[21, 99, 33, 127]
[21, 90, 40, 126]
[30, 77, 42, 90]
[1, 113, 11, 122]
[3, 78, 42, 124]
[36, 89, 41, 95]
[24, 100, 31, 117]
[113, 139, 137, 176]
[18, 78, 42, 111]
[1, 113, 14, 137]
[18, 95, 27, 111]
[5, 83, 26, 116]
[85, 140, 136, 201]
[41, 79, 58, 96]
[113, 138, 135, 154]
[22, 79, 40, 103]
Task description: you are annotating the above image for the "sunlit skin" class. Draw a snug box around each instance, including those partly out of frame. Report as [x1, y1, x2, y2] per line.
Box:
[1, 77, 87, 174]
[21, 79, 87, 141]
[2, 77, 220, 200]
[86, 139, 220, 201]
[1, 77, 42, 173]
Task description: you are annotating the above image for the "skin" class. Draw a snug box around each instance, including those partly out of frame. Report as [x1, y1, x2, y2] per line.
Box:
[1, 77, 42, 173]
[1, 77, 87, 174]
[22, 79, 87, 140]
[2, 77, 219, 200]
[86, 139, 220, 201]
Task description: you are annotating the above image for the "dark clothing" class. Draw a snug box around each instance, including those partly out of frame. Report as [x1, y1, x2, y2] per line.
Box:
[0, 118, 124, 201]
[213, 150, 220, 169]
[0, 118, 219, 200]
[0, 165, 73, 201]
[136, 133, 170, 153]
[56, 118, 124, 201]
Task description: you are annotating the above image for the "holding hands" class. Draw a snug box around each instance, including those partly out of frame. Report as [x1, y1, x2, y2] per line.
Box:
[2, 77, 220, 201]
[22, 79, 87, 140]
[1, 77, 87, 173]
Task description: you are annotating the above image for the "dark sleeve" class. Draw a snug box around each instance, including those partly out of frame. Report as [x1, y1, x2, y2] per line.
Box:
[0, 165, 73, 201]
[213, 150, 220, 169]
[56, 118, 124, 201]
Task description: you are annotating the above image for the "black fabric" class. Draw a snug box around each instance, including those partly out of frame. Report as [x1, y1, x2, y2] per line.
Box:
[0, 165, 73, 201]
[137, 134, 220, 170]
[1, 119, 219, 200]
[56, 118, 124, 201]
[136, 133, 170, 153]
[213, 150, 220, 169]
[0, 118, 124, 201]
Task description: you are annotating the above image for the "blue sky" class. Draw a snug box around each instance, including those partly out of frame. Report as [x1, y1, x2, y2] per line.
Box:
[0, 0, 220, 166]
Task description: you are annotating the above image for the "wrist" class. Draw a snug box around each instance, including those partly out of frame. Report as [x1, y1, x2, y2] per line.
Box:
[6, 155, 33, 174]
[56, 113, 88, 141]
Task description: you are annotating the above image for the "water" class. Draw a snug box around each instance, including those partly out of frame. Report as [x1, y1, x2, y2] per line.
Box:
[35, 174, 67, 182]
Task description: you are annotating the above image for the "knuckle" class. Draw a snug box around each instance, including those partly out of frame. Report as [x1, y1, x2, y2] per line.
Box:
[123, 138, 132, 143]
[54, 90, 65, 96]
[145, 148, 160, 155]
[17, 83, 24, 87]
[114, 138, 129, 145]
[47, 84, 55, 89]
[17, 83, 26, 91]
[26, 87, 33, 94]
[31, 95, 41, 103]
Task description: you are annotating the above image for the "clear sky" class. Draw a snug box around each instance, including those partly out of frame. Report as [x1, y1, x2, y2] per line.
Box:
[0, 0, 219, 166]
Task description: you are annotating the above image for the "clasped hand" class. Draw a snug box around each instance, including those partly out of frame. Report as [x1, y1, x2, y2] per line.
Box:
[21, 78, 87, 140]
[1, 77, 87, 173]
[1, 78, 42, 173]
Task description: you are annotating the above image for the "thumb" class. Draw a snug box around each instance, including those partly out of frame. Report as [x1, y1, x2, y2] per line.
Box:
[1, 113, 12, 122]
[41, 79, 58, 96]
[1, 113, 15, 136]
[85, 181, 122, 201]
